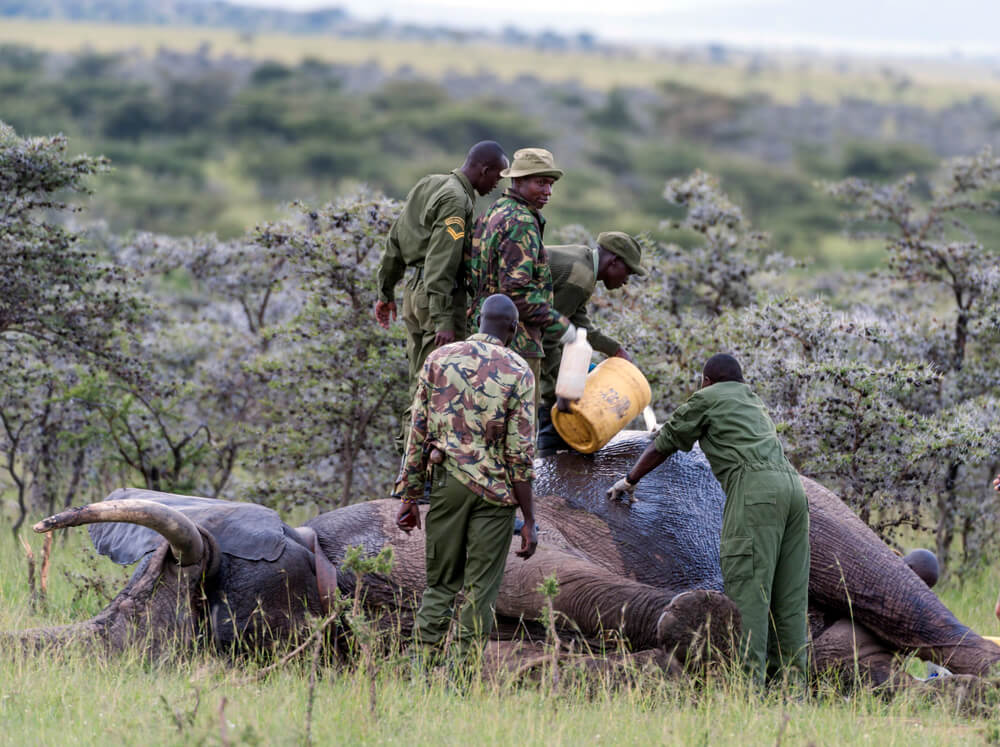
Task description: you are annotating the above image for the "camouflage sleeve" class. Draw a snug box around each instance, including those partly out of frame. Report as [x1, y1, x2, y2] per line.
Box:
[654, 390, 709, 456]
[393, 374, 431, 503]
[505, 365, 536, 483]
[423, 194, 470, 333]
[497, 218, 569, 336]
[376, 229, 406, 305]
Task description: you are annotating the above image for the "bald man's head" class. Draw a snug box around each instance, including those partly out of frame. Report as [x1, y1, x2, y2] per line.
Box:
[463, 141, 509, 196]
[479, 293, 518, 345]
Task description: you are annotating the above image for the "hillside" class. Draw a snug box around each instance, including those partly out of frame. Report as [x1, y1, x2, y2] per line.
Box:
[2, 19, 999, 267]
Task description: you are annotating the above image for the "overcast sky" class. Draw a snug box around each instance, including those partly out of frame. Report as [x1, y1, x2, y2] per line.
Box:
[233, 0, 1000, 57]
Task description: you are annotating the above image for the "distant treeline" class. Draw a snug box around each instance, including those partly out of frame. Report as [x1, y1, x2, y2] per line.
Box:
[1, 40, 990, 266]
[0, 0, 603, 49]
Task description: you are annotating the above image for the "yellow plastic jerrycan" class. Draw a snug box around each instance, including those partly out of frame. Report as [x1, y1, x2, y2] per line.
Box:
[551, 357, 652, 454]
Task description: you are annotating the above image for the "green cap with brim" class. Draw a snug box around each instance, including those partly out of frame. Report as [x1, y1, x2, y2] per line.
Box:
[597, 231, 646, 276]
[501, 147, 564, 180]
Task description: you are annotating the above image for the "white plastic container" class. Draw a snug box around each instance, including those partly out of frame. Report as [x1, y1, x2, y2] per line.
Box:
[555, 328, 592, 401]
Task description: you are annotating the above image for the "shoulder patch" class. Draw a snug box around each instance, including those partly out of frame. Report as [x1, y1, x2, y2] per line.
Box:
[444, 216, 465, 240]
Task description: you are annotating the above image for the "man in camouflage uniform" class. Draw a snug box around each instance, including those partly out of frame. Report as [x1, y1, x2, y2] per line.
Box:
[395, 294, 538, 658]
[375, 141, 509, 403]
[466, 148, 576, 415]
[607, 354, 810, 687]
[538, 231, 647, 453]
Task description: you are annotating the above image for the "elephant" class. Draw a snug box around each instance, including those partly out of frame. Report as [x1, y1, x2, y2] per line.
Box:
[5, 432, 999, 688]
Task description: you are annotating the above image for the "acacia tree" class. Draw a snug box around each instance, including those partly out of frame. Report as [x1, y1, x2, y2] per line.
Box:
[249, 194, 408, 510]
[592, 169, 792, 413]
[0, 123, 140, 533]
[718, 298, 996, 541]
[58, 230, 295, 498]
[825, 147, 1000, 567]
[590, 167, 998, 563]
[0, 123, 138, 355]
[0, 341, 101, 534]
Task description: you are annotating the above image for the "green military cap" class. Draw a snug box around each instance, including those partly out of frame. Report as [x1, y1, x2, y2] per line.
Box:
[597, 231, 646, 276]
[501, 148, 564, 180]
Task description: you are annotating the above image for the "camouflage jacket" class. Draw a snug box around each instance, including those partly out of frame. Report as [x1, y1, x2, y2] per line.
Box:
[376, 169, 476, 333]
[394, 333, 535, 506]
[467, 190, 569, 359]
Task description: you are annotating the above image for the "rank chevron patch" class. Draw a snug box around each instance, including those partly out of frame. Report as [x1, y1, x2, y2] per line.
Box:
[444, 216, 465, 240]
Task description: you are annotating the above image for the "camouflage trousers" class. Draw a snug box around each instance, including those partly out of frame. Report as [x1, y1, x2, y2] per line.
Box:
[720, 467, 810, 686]
[414, 465, 515, 656]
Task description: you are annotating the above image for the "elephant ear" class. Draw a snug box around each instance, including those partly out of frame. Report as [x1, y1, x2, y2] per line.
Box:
[87, 488, 292, 565]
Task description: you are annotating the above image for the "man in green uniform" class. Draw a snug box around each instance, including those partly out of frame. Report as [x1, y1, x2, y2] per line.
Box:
[395, 294, 538, 659]
[537, 231, 647, 453]
[374, 141, 509, 402]
[466, 148, 575, 415]
[607, 354, 810, 686]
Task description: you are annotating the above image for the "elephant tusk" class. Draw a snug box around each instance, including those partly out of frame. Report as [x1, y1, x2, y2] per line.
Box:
[34, 499, 205, 567]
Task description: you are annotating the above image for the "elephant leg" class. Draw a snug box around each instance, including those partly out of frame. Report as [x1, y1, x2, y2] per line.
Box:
[812, 618, 905, 690]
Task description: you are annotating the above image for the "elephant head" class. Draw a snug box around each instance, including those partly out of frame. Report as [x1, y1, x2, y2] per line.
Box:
[8, 489, 336, 654]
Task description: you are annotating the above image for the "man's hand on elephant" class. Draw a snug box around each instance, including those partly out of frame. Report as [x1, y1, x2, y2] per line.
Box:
[374, 300, 397, 329]
[606, 475, 638, 503]
[613, 347, 633, 363]
[993, 473, 999, 492]
[395, 502, 421, 533]
[433, 328, 456, 348]
[556, 396, 575, 413]
[516, 521, 537, 559]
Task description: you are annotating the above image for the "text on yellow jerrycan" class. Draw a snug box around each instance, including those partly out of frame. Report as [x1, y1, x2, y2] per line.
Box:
[551, 357, 652, 454]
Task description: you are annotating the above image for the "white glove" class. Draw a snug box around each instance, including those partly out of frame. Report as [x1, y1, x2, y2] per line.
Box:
[560, 323, 578, 345]
[606, 475, 638, 503]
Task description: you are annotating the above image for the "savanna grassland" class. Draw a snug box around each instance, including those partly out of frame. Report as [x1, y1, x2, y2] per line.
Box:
[2, 15, 1000, 745]
[4, 18, 1000, 106]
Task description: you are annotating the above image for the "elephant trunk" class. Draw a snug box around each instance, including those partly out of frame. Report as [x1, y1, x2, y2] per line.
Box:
[4, 544, 207, 656]
[498, 546, 675, 649]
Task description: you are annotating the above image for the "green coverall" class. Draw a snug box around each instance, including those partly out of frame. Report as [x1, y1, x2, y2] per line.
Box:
[653, 381, 810, 685]
[375, 169, 476, 400]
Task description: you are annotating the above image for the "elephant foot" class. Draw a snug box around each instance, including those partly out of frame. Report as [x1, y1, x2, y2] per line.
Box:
[656, 590, 741, 666]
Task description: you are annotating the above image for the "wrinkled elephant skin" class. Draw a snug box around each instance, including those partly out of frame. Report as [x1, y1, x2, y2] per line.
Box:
[5, 433, 999, 681]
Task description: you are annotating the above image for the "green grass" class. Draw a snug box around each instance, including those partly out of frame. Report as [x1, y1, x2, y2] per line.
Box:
[3, 19, 1000, 108]
[3, 523, 1000, 744]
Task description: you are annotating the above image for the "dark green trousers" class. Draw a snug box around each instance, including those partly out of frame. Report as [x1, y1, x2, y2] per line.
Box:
[401, 276, 466, 402]
[539, 339, 561, 417]
[398, 276, 466, 451]
[719, 467, 810, 686]
[414, 466, 515, 656]
[525, 356, 541, 433]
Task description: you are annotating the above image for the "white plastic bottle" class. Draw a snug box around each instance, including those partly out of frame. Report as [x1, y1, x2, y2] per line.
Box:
[555, 328, 592, 401]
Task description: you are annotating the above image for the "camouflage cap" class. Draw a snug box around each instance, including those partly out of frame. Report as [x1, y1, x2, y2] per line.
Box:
[501, 148, 564, 180]
[597, 231, 646, 276]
